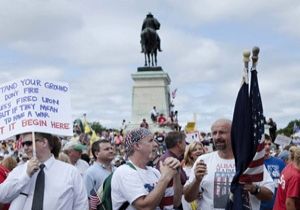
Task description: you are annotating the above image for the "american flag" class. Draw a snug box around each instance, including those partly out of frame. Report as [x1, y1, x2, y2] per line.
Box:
[226, 67, 265, 210]
[89, 188, 101, 210]
[171, 88, 177, 99]
[239, 69, 265, 183]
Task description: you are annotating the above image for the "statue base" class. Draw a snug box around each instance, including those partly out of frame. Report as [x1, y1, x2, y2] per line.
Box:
[137, 66, 163, 72]
[131, 67, 171, 125]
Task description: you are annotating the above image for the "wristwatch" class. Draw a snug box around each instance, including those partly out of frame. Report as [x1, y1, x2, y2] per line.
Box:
[250, 185, 261, 195]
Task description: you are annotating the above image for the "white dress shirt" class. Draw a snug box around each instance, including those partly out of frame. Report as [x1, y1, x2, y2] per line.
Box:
[74, 159, 89, 176]
[0, 155, 88, 210]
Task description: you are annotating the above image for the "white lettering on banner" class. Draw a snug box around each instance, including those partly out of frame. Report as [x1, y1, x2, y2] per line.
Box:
[0, 78, 72, 139]
[278, 174, 285, 189]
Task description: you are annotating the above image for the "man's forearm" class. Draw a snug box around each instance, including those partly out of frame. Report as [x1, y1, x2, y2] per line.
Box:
[254, 186, 273, 201]
[173, 173, 183, 207]
[286, 198, 296, 210]
[184, 178, 201, 202]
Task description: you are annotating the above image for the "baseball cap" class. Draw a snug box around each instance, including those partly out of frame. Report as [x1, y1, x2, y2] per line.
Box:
[63, 141, 86, 152]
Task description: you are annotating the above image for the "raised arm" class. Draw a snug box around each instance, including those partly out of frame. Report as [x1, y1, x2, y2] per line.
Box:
[184, 160, 207, 202]
[133, 158, 179, 210]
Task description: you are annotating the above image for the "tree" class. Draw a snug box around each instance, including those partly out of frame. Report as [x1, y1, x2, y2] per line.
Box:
[277, 119, 300, 137]
[91, 121, 106, 134]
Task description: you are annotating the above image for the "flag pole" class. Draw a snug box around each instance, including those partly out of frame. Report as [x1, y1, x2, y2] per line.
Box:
[32, 131, 36, 158]
[242, 50, 251, 84]
[251, 46, 260, 71]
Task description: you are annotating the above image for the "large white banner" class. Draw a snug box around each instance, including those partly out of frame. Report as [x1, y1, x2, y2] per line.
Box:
[0, 78, 72, 140]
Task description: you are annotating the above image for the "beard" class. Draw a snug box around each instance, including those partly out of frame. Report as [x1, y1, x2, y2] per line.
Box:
[214, 140, 227, 151]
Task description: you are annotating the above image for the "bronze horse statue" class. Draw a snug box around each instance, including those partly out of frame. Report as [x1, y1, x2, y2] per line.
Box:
[141, 27, 159, 67]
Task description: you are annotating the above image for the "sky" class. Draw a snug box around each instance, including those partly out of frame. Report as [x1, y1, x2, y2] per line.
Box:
[0, 0, 299, 132]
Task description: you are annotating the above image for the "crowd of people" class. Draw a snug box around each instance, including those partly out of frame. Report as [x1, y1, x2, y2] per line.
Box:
[149, 106, 180, 130]
[0, 117, 299, 210]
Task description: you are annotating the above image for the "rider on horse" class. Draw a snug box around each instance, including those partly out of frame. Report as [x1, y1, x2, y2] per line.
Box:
[140, 13, 162, 53]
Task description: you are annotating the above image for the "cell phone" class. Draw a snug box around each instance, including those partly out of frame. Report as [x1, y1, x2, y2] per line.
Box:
[198, 159, 206, 166]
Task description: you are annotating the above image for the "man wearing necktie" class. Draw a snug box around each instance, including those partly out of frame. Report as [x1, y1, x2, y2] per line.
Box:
[0, 132, 88, 210]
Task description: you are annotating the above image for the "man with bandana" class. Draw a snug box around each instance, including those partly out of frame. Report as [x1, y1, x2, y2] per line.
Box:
[111, 127, 181, 210]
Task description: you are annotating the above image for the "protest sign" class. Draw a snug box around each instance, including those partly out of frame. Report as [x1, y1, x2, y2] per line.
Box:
[185, 131, 200, 144]
[0, 78, 72, 140]
[274, 134, 292, 146]
[185, 122, 196, 133]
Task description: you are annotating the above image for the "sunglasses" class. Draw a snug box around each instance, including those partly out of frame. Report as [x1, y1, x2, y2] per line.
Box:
[21, 138, 43, 147]
[22, 141, 33, 147]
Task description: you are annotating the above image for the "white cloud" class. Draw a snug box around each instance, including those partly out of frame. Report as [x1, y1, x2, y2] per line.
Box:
[0, 0, 299, 132]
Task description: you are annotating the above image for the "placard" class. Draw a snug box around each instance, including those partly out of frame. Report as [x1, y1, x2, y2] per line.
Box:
[0, 78, 72, 140]
[185, 131, 200, 144]
[274, 134, 292, 146]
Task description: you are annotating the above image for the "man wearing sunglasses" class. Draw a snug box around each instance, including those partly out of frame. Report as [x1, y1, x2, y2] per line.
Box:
[21, 139, 33, 157]
[0, 132, 88, 210]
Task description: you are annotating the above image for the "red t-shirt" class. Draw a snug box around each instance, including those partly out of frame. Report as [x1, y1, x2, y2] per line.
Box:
[273, 163, 300, 210]
[0, 164, 10, 210]
[0, 164, 9, 183]
[158, 116, 166, 124]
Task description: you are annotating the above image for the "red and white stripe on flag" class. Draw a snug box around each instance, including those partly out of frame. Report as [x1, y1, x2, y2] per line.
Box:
[171, 88, 177, 99]
[89, 189, 101, 210]
[239, 139, 265, 182]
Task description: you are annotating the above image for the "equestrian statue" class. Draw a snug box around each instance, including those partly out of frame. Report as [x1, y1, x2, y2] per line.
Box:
[140, 13, 162, 67]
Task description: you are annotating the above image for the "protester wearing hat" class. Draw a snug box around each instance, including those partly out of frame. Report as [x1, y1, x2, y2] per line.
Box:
[111, 127, 181, 210]
[0, 132, 88, 210]
[63, 141, 89, 176]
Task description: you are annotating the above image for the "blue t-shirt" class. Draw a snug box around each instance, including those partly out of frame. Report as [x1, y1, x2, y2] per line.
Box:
[260, 156, 285, 210]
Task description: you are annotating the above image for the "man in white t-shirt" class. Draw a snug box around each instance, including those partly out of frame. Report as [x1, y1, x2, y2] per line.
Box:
[184, 119, 274, 210]
[111, 127, 181, 210]
[150, 106, 158, 122]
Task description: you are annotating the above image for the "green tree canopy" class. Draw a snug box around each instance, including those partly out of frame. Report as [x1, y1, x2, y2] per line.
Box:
[277, 119, 300, 137]
[91, 121, 106, 134]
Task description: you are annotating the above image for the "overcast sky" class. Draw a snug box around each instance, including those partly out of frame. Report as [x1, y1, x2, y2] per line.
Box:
[0, 0, 299, 132]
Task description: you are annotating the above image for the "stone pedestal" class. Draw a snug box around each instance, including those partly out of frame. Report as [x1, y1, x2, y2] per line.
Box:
[131, 66, 171, 125]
